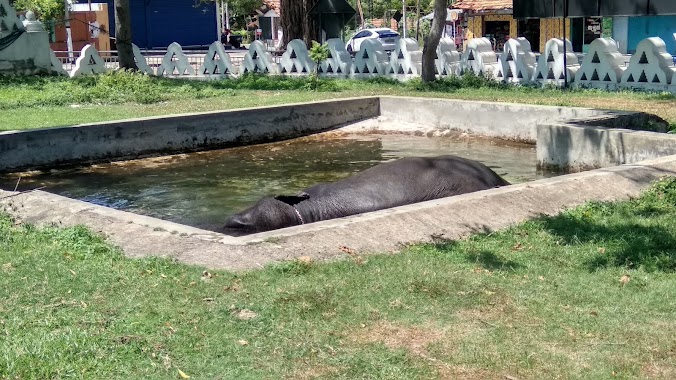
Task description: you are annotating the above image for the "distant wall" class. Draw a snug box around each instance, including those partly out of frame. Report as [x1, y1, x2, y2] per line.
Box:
[0, 31, 51, 75]
[627, 16, 676, 54]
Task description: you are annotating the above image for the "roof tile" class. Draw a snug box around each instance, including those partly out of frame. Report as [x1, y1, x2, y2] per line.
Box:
[453, 0, 513, 11]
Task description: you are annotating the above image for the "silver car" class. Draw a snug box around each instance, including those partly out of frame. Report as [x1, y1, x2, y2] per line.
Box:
[346, 28, 401, 53]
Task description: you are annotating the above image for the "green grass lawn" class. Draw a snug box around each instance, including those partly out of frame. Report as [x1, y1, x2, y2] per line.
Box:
[2, 178, 675, 379]
[1, 72, 675, 378]
[0, 72, 675, 131]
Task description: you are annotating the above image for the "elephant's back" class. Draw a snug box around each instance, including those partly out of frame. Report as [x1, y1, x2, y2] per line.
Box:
[304, 155, 509, 204]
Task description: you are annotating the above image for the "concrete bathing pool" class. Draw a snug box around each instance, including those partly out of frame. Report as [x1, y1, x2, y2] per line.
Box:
[1, 96, 675, 271]
[1, 132, 542, 232]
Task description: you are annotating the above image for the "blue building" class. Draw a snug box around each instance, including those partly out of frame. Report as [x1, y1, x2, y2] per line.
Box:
[106, 0, 218, 49]
[613, 15, 676, 54]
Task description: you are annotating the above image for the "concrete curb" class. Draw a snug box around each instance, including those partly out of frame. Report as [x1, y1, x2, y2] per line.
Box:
[2, 155, 675, 271]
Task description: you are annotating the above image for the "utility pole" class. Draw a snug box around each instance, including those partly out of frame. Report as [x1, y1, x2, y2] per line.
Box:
[402, 0, 406, 38]
[562, 0, 568, 88]
[63, 0, 73, 62]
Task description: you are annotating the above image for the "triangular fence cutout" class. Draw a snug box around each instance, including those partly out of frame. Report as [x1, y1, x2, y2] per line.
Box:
[547, 67, 555, 79]
[638, 71, 648, 82]
[467, 51, 475, 60]
[652, 74, 660, 83]
[581, 72, 588, 81]
[591, 69, 599, 81]
[362, 50, 369, 59]
[506, 51, 513, 61]
[547, 52, 554, 62]
[639, 52, 648, 64]
[591, 52, 600, 63]
[290, 50, 297, 59]
[603, 73, 611, 82]
[398, 51, 404, 59]
[627, 73, 634, 82]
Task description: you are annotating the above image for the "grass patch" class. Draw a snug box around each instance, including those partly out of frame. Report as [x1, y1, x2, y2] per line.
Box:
[0, 72, 675, 131]
[2, 177, 676, 378]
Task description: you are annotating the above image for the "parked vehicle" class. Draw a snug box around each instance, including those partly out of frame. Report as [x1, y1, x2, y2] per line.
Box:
[346, 28, 400, 53]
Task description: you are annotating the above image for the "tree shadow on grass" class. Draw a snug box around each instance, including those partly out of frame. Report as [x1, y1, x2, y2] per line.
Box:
[539, 210, 676, 272]
[428, 230, 523, 272]
[465, 250, 523, 271]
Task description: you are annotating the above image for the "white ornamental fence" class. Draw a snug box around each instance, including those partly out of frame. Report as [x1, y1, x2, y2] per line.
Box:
[53, 37, 676, 93]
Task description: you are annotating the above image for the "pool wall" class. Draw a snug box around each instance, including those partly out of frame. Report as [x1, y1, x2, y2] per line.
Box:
[0, 97, 379, 172]
[0, 96, 670, 173]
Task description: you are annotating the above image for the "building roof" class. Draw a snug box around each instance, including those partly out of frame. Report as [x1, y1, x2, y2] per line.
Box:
[265, 0, 280, 11]
[453, 0, 512, 11]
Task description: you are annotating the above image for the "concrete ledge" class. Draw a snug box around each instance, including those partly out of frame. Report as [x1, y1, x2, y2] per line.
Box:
[2, 155, 675, 271]
[537, 123, 676, 172]
[378, 96, 623, 142]
[0, 97, 379, 172]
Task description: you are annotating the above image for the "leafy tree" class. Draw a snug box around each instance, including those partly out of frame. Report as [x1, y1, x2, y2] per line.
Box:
[308, 40, 328, 89]
[12, 0, 63, 21]
[208, 0, 263, 32]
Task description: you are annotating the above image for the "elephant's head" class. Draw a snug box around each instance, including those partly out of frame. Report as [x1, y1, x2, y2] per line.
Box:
[223, 193, 309, 235]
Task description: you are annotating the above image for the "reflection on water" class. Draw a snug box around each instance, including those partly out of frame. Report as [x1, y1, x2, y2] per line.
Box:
[0, 132, 550, 232]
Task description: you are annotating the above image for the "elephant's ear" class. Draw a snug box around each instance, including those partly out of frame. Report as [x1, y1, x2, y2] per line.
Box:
[275, 192, 310, 205]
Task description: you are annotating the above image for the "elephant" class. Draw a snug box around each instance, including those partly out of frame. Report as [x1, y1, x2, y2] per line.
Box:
[223, 155, 510, 235]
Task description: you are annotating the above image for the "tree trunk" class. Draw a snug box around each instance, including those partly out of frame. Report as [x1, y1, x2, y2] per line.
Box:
[114, 0, 137, 70]
[280, 0, 319, 46]
[356, 0, 365, 28]
[421, 0, 446, 82]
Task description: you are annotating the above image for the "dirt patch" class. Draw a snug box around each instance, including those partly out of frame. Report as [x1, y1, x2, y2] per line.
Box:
[287, 361, 342, 380]
[642, 358, 676, 379]
[347, 320, 502, 379]
[349, 320, 448, 357]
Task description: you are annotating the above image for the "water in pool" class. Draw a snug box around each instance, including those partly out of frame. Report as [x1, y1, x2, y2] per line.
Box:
[1, 132, 549, 232]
